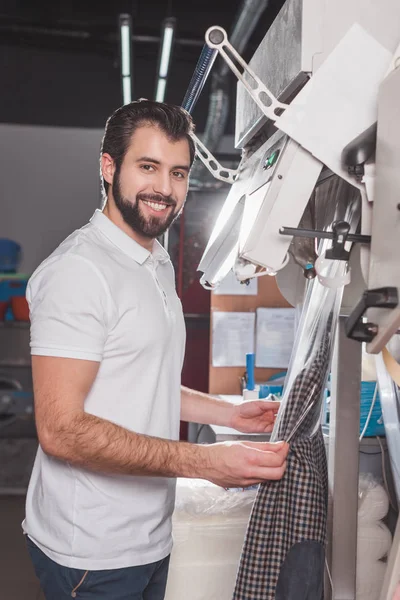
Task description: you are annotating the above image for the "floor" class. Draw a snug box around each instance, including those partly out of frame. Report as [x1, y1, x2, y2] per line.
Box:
[0, 494, 44, 600]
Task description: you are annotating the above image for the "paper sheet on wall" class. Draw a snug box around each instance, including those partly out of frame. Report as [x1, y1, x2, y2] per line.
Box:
[213, 269, 258, 296]
[255, 308, 296, 368]
[212, 311, 255, 367]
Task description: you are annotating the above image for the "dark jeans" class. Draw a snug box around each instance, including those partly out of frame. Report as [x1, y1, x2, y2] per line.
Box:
[26, 536, 170, 600]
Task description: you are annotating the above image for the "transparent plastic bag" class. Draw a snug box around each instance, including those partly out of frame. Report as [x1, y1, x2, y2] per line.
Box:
[167, 479, 257, 600]
[356, 474, 391, 600]
[173, 477, 257, 518]
[358, 473, 390, 523]
[270, 178, 361, 444]
[270, 262, 344, 443]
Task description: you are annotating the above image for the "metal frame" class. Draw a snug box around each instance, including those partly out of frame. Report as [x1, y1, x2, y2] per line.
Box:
[204, 26, 288, 123]
[326, 316, 361, 599]
[196, 23, 399, 599]
[380, 515, 400, 600]
[191, 132, 238, 184]
[366, 66, 400, 354]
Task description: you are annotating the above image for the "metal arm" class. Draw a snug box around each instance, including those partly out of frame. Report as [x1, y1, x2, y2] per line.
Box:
[190, 24, 291, 185]
[205, 26, 289, 122]
[191, 132, 238, 184]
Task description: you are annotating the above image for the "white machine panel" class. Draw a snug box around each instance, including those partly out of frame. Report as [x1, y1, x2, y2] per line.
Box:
[236, 0, 400, 148]
[366, 67, 400, 353]
[239, 137, 322, 272]
[197, 143, 265, 287]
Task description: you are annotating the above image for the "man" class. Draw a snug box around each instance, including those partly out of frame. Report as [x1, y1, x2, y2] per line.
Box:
[23, 99, 289, 599]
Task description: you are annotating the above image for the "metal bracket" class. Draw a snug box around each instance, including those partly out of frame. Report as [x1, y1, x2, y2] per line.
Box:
[191, 132, 238, 184]
[345, 287, 399, 343]
[280, 220, 371, 262]
[205, 26, 289, 123]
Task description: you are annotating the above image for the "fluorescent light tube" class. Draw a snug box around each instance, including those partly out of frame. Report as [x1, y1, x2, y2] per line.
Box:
[159, 25, 174, 78]
[155, 78, 167, 102]
[123, 77, 132, 104]
[121, 24, 131, 77]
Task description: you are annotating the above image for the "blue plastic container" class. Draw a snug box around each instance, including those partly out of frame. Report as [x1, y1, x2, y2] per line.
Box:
[324, 381, 385, 437]
[0, 239, 21, 273]
[259, 384, 284, 398]
[359, 381, 385, 437]
[259, 371, 286, 399]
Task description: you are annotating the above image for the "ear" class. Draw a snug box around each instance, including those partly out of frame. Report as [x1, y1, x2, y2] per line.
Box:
[101, 153, 116, 187]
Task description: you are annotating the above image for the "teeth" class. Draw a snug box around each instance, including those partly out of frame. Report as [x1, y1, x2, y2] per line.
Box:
[142, 200, 169, 212]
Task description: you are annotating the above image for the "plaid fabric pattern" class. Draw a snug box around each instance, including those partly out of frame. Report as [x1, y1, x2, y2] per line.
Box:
[233, 333, 332, 600]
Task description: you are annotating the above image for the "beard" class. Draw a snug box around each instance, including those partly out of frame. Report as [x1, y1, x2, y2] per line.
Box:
[112, 170, 181, 239]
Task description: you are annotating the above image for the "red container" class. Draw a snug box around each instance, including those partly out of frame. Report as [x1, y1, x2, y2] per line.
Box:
[11, 296, 30, 321]
[0, 301, 8, 320]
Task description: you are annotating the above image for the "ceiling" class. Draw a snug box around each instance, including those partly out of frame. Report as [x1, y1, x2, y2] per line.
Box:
[0, 1, 284, 55]
[0, 0, 285, 130]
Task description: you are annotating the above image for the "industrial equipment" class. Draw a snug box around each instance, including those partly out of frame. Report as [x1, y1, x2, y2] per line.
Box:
[184, 1, 400, 598]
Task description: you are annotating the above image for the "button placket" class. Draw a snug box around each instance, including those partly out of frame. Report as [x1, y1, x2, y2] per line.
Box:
[147, 258, 169, 311]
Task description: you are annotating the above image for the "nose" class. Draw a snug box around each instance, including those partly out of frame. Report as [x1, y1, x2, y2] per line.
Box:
[153, 170, 173, 198]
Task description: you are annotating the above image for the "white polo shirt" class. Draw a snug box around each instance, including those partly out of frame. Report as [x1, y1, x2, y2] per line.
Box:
[23, 209, 186, 570]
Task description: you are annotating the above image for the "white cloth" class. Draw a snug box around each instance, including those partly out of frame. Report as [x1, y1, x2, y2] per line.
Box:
[23, 209, 186, 570]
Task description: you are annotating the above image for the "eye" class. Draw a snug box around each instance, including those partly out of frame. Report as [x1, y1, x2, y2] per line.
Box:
[140, 164, 155, 172]
[172, 171, 186, 179]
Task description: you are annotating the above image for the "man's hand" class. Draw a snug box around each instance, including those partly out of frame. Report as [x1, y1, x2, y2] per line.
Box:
[201, 440, 289, 488]
[228, 399, 280, 434]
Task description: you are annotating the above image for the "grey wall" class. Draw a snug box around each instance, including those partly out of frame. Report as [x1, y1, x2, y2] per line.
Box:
[0, 123, 103, 273]
[0, 125, 239, 275]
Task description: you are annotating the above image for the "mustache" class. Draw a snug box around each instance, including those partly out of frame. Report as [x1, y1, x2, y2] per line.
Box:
[137, 193, 176, 207]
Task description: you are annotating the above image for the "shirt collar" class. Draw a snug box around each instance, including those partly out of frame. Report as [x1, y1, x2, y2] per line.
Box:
[90, 209, 170, 265]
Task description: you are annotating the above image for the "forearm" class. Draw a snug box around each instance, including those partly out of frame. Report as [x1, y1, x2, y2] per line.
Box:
[43, 410, 207, 478]
[180, 385, 233, 426]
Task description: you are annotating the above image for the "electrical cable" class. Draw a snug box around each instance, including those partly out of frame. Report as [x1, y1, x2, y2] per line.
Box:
[325, 558, 333, 591]
[359, 382, 378, 441]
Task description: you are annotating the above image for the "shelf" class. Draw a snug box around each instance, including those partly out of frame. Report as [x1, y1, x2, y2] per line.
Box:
[0, 361, 31, 368]
[183, 313, 210, 321]
[0, 321, 30, 329]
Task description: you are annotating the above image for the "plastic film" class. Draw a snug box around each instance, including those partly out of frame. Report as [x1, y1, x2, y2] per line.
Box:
[271, 177, 361, 444]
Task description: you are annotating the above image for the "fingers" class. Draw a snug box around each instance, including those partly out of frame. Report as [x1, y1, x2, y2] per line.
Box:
[241, 442, 289, 477]
[254, 462, 287, 481]
[208, 440, 289, 488]
[224, 464, 287, 488]
[242, 440, 289, 456]
[239, 458, 288, 484]
[254, 400, 281, 410]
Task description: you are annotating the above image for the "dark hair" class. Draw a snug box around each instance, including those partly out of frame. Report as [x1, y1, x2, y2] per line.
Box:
[100, 99, 196, 195]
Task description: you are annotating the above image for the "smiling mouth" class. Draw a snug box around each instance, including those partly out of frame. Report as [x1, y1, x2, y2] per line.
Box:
[141, 199, 172, 213]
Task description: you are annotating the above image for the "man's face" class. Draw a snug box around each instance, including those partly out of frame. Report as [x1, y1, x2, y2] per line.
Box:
[110, 125, 190, 240]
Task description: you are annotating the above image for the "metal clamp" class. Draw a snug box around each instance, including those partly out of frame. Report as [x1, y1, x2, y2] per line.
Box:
[279, 221, 371, 262]
[345, 287, 399, 343]
[191, 132, 238, 184]
[326, 221, 351, 261]
[205, 26, 288, 122]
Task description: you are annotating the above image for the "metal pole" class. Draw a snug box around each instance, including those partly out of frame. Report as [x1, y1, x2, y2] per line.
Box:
[325, 315, 361, 599]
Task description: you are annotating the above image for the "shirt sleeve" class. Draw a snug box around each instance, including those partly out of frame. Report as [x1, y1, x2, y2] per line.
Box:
[27, 254, 113, 361]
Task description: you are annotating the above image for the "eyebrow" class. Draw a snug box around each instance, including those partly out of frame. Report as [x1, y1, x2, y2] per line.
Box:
[136, 156, 190, 172]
